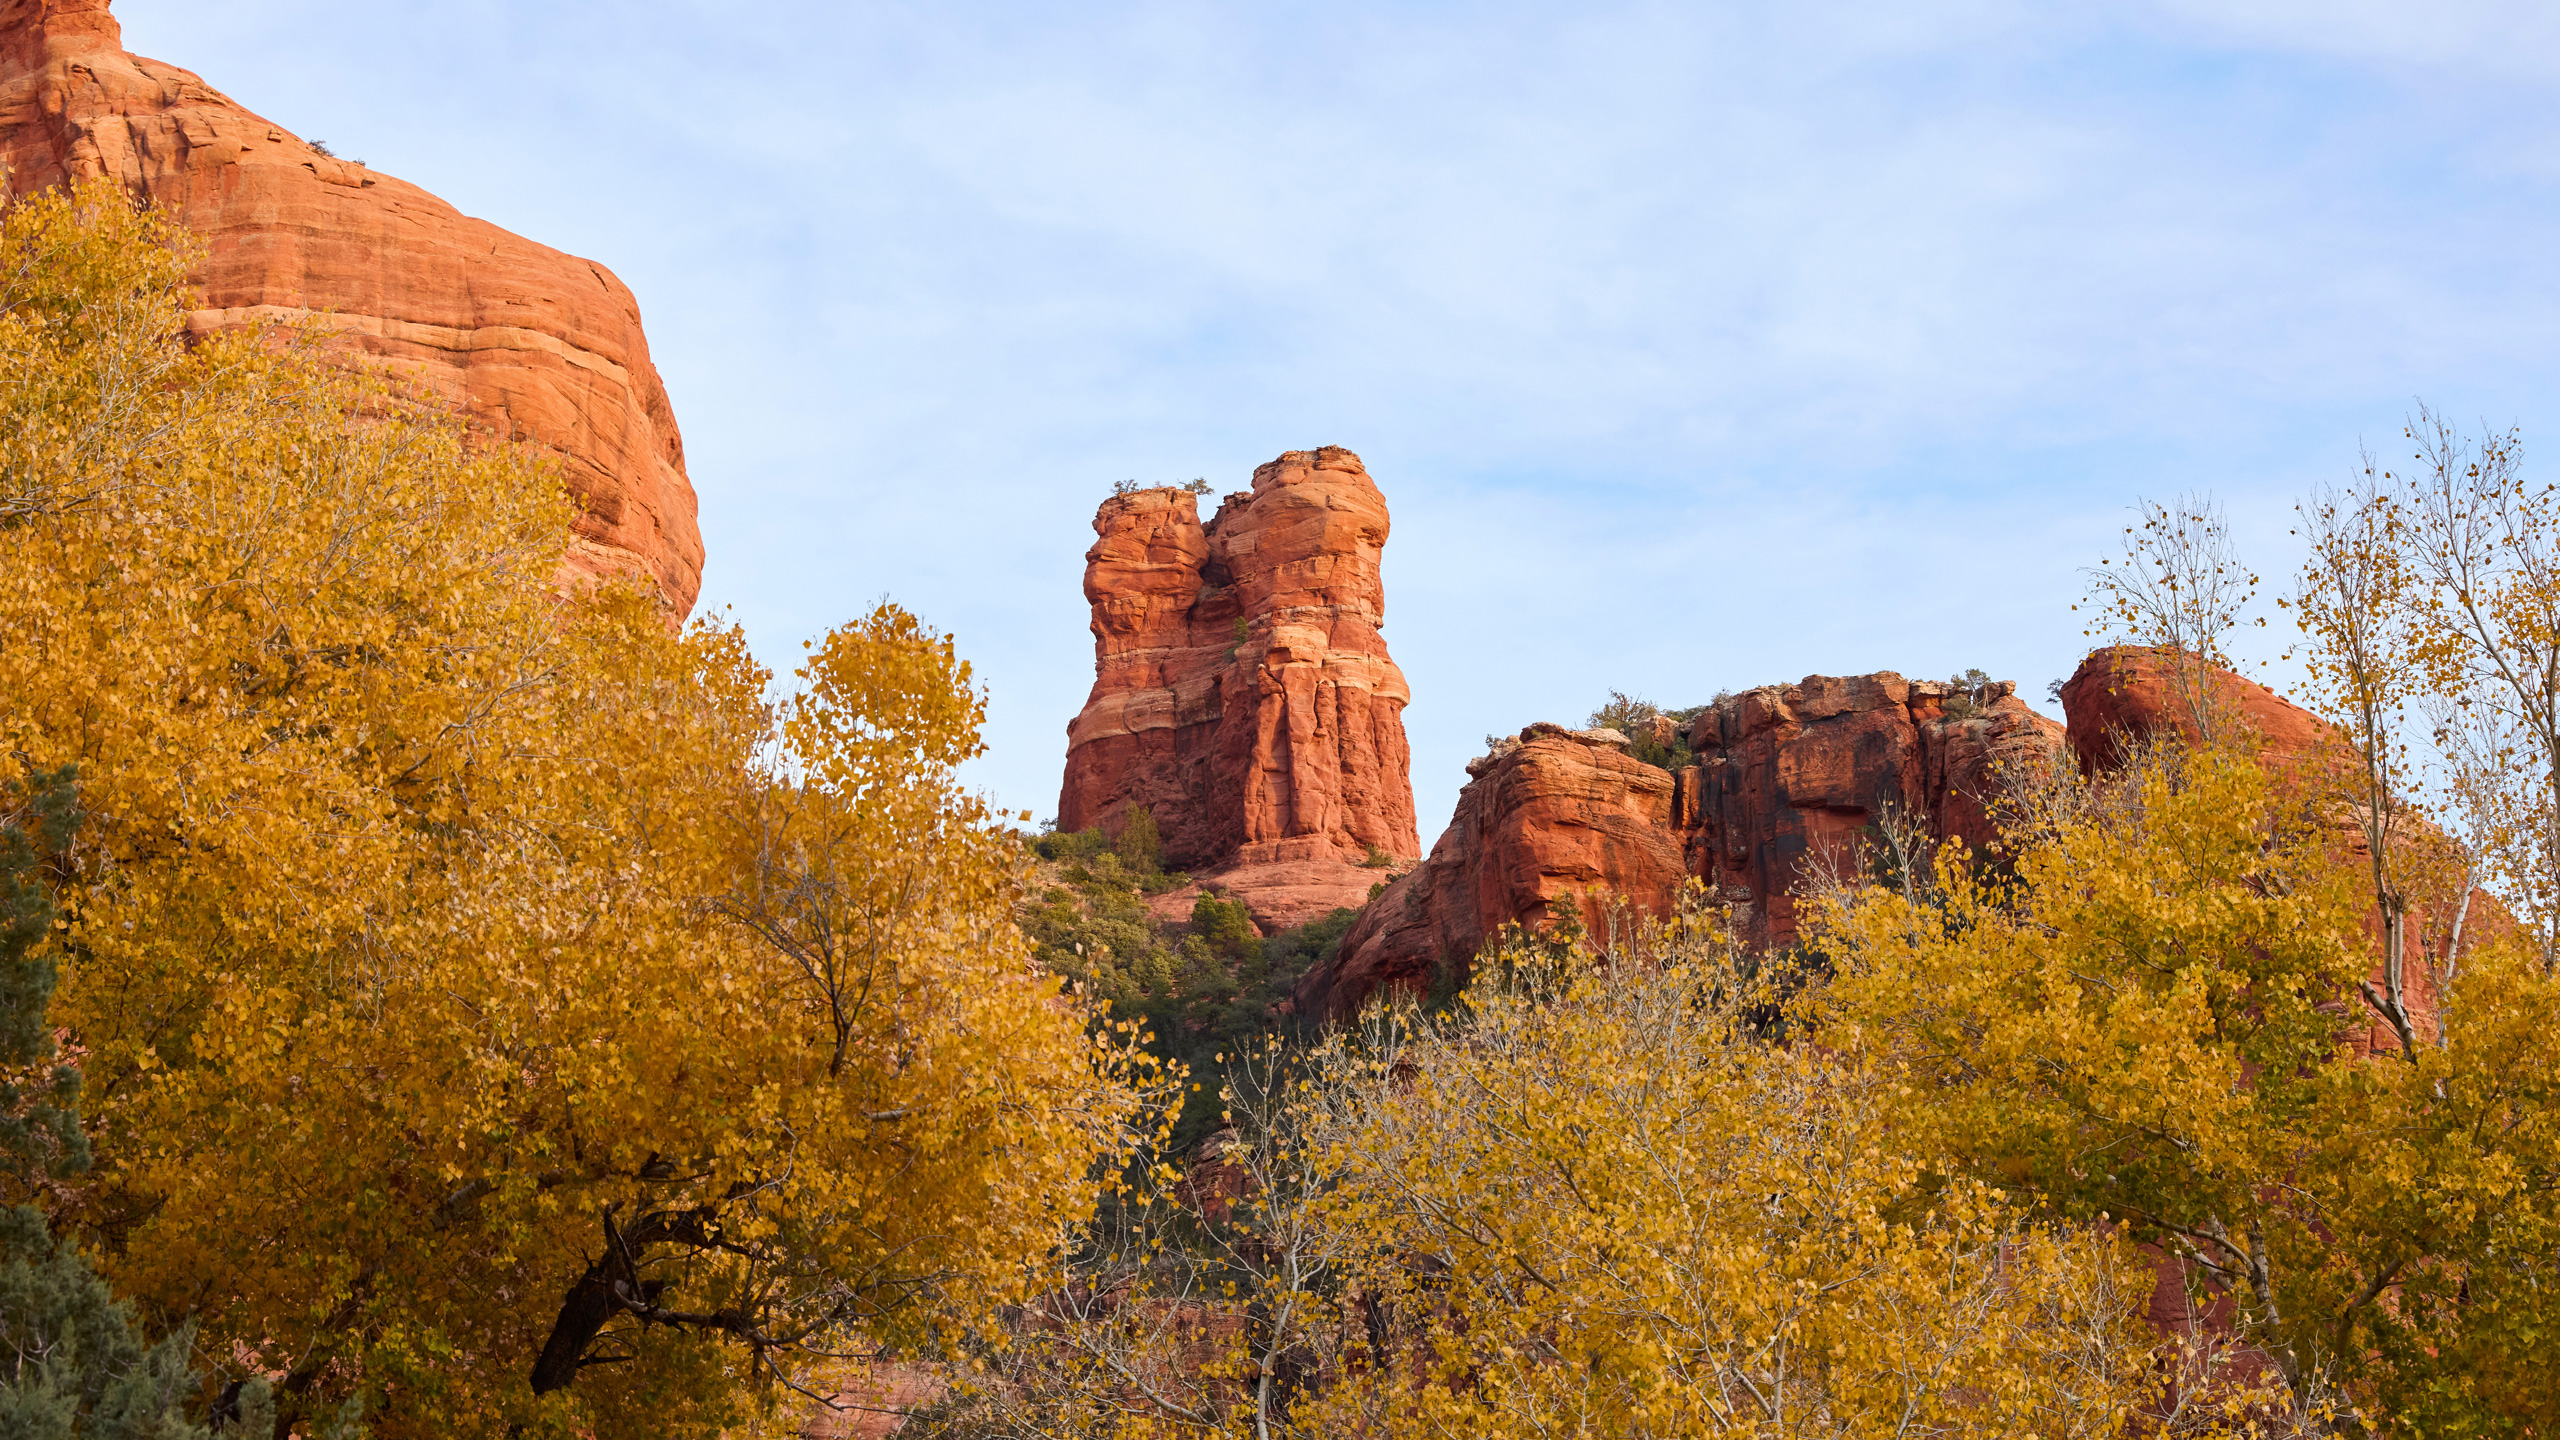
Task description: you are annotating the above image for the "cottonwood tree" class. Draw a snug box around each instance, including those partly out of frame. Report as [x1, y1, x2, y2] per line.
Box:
[2289, 470, 2437, 1056]
[0, 180, 1146, 1439]
[1812, 733, 2560, 1434]
[1301, 910, 2165, 1439]
[2376, 407, 2560, 970]
[933, 1043, 1338, 1440]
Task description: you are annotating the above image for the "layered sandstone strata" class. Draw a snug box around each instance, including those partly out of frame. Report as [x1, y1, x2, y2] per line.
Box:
[1058, 447, 1419, 931]
[1298, 672, 2067, 1021]
[0, 0, 702, 612]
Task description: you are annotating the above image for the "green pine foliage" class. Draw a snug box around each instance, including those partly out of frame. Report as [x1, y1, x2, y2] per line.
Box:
[1585, 691, 1712, 772]
[1112, 806, 1163, 877]
[0, 1207, 230, 1440]
[1021, 832, 1358, 1147]
[1942, 667, 1996, 718]
[0, 770, 357, 1438]
[0, 766, 82, 1197]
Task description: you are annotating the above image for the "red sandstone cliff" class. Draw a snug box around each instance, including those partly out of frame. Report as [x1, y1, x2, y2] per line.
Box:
[1684, 673, 2067, 954]
[1308, 724, 1688, 1017]
[1059, 447, 1419, 931]
[0, 0, 702, 613]
[1299, 672, 2069, 1022]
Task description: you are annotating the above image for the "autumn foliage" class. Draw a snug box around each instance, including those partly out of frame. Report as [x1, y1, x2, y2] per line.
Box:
[0, 181, 1146, 1437]
[10, 182, 2560, 1440]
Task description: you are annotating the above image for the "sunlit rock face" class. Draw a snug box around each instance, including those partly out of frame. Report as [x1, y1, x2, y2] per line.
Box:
[1297, 674, 2069, 1023]
[0, 0, 703, 613]
[2056, 644, 2324, 772]
[1059, 446, 1420, 932]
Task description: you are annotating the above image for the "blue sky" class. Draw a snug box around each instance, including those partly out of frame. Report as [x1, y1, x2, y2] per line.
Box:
[116, 0, 2560, 834]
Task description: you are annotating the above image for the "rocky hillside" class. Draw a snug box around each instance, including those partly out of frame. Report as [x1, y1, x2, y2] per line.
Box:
[0, 0, 702, 613]
[1296, 672, 2067, 1021]
[1291, 648, 2339, 1022]
[1059, 446, 1419, 931]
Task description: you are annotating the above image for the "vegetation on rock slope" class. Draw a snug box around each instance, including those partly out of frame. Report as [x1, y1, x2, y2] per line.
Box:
[1023, 816, 1358, 1150]
[13, 169, 2560, 1440]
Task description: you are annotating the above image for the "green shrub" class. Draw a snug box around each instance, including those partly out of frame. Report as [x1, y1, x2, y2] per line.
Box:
[1943, 667, 1996, 718]
[1113, 806, 1162, 877]
[1031, 826, 1109, 864]
[1190, 893, 1258, 960]
[1020, 840, 1361, 1150]
[1586, 690, 1708, 772]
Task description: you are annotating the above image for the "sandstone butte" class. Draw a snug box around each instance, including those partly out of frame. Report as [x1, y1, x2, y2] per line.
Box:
[0, 0, 702, 614]
[1058, 447, 1421, 932]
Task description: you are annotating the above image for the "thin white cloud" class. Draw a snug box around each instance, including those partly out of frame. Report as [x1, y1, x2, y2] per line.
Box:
[111, 0, 2560, 832]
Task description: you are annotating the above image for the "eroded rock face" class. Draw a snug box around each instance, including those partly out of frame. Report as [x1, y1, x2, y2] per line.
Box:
[1688, 673, 2067, 953]
[1058, 447, 1419, 931]
[1311, 724, 1687, 1017]
[0, 0, 702, 612]
[1297, 673, 2068, 1022]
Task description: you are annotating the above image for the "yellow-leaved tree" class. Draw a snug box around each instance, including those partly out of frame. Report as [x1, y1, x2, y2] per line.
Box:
[1302, 917, 2163, 1439]
[1809, 735, 2560, 1434]
[0, 180, 1145, 1438]
[934, 910, 2171, 1439]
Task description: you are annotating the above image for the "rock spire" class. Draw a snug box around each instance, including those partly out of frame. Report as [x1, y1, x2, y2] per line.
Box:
[1059, 446, 1420, 930]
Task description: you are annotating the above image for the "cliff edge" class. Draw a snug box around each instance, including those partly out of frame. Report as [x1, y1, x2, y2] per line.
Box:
[0, 0, 703, 613]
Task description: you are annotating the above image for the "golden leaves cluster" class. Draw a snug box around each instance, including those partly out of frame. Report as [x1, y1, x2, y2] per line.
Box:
[1301, 919, 2161, 1439]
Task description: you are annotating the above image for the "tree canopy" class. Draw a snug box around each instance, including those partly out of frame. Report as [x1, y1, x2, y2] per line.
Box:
[0, 180, 1146, 1438]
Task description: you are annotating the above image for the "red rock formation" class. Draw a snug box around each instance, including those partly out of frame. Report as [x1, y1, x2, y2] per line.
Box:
[2056, 645, 2322, 773]
[0, 0, 702, 613]
[1688, 673, 2067, 953]
[1305, 648, 2482, 1040]
[2059, 645, 2489, 1058]
[1312, 724, 1688, 1017]
[1059, 447, 1419, 932]
[1299, 673, 2067, 1022]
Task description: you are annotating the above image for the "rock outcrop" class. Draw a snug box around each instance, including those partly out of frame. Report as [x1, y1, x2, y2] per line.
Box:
[1302, 646, 2486, 1037]
[1300, 673, 2068, 1022]
[1686, 673, 2067, 953]
[0, 0, 702, 612]
[1058, 447, 1419, 931]
[1310, 724, 1687, 1015]
[2057, 645, 2323, 772]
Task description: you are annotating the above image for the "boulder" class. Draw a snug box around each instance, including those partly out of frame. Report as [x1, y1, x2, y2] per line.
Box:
[0, 0, 702, 613]
[1058, 447, 1419, 932]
